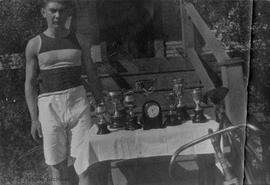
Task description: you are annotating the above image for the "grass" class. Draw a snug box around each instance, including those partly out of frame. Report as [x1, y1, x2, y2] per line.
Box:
[0, 145, 50, 185]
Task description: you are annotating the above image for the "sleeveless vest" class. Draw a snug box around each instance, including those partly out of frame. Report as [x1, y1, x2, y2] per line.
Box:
[37, 32, 82, 95]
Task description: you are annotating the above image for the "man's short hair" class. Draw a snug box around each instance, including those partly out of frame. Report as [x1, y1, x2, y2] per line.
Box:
[41, 0, 73, 9]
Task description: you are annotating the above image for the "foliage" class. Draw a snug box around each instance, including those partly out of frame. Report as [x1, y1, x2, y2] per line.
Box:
[0, 0, 45, 54]
[0, 69, 49, 185]
[189, 0, 252, 57]
[248, 1, 270, 114]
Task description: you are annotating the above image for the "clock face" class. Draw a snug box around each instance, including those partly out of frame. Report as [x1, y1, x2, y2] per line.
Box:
[147, 104, 160, 118]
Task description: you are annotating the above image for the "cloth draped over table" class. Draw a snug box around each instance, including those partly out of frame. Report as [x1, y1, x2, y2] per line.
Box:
[73, 120, 219, 175]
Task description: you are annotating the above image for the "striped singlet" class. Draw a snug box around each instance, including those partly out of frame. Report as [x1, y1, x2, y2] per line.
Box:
[37, 32, 83, 96]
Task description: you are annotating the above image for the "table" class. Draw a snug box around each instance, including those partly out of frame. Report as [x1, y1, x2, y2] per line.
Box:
[74, 119, 219, 178]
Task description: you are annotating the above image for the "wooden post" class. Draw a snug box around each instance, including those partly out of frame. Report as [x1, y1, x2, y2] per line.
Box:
[218, 58, 247, 125]
[180, 0, 215, 91]
[180, 0, 194, 56]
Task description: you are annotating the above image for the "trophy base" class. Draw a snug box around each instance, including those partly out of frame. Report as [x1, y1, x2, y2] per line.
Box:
[97, 124, 110, 135]
[176, 106, 191, 121]
[164, 114, 180, 126]
[126, 117, 142, 130]
[192, 109, 208, 123]
[110, 116, 126, 129]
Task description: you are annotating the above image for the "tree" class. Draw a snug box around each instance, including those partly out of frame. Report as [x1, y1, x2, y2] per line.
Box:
[0, 0, 45, 54]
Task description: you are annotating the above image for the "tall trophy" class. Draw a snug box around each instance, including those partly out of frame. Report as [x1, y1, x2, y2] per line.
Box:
[123, 91, 142, 130]
[172, 78, 190, 122]
[192, 88, 207, 123]
[96, 103, 110, 135]
[164, 92, 178, 126]
[108, 91, 126, 129]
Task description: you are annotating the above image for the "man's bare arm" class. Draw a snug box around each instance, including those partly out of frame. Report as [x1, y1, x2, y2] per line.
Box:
[25, 37, 42, 141]
[77, 34, 104, 103]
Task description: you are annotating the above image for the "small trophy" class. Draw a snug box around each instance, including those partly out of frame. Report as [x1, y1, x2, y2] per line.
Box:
[108, 91, 126, 129]
[123, 91, 142, 130]
[96, 103, 110, 135]
[164, 92, 178, 126]
[172, 78, 190, 121]
[192, 88, 207, 123]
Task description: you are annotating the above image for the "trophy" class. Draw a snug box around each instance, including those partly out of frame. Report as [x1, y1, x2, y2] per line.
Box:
[108, 91, 126, 129]
[123, 91, 142, 130]
[164, 92, 178, 126]
[192, 88, 207, 123]
[172, 78, 190, 121]
[95, 103, 110, 135]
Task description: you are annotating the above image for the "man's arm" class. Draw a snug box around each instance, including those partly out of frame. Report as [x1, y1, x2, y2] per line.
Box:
[25, 37, 42, 141]
[77, 34, 104, 103]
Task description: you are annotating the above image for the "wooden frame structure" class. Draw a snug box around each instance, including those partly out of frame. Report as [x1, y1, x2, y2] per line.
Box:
[179, 0, 247, 125]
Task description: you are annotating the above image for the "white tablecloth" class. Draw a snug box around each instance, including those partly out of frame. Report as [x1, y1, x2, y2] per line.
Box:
[74, 120, 219, 175]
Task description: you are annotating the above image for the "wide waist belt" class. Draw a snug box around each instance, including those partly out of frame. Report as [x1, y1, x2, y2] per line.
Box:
[38, 66, 82, 94]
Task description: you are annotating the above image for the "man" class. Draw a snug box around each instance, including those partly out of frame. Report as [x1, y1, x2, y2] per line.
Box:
[24, 0, 103, 184]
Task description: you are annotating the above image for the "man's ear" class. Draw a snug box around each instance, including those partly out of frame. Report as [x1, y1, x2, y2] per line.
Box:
[41, 8, 46, 18]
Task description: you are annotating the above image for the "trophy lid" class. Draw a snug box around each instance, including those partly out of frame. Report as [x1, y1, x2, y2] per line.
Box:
[123, 91, 135, 104]
[108, 91, 122, 98]
[124, 94, 135, 103]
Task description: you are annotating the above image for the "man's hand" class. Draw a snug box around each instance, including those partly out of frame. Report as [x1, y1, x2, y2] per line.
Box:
[31, 120, 43, 142]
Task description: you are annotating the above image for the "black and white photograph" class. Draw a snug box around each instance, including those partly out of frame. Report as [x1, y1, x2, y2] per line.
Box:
[0, 0, 269, 184]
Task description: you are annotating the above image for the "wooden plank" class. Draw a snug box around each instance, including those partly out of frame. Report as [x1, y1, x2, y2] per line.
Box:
[186, 48, 215, 91]
[110, 156, 200, 185]
[180, 0, 195, 55]
[87, 57, 194, 76]
[184, 3, 231, 63]
[95, 71, 201, 91]
[122, 57, 193, 73]
[132, 89, 199, 110]
[118, 60, 139, 73]
[180, 1, 216, 91]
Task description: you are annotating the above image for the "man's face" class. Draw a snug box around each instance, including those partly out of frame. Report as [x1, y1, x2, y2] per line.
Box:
[41, 1, 71, 29]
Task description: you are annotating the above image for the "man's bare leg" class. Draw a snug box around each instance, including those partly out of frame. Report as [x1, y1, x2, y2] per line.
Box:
[49, 159, 71, 185]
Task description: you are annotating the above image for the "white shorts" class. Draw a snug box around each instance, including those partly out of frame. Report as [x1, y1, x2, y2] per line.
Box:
[38, 85, 93, 166]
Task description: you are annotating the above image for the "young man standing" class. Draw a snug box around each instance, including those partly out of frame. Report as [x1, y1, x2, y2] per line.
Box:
[25, 0, 103, 184]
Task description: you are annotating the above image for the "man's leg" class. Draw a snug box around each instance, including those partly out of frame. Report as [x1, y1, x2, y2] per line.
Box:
[78, 168, 97, 185]
[49, 159, 71, 185]
[78, 161, 112, 185]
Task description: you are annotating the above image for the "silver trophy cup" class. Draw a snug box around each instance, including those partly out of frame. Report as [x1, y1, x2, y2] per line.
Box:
[172, 78, 190, 121]
[108, 91, 126, 129]
[123, 91, 141, 130]
[96, 103, 110, 135]
[164, 92, 178, 126]
[192, 88, 207, 123]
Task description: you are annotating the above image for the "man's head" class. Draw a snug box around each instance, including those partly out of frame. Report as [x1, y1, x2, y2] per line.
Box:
[41, 0, 73, 9]
[41, 0, 73, 29]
